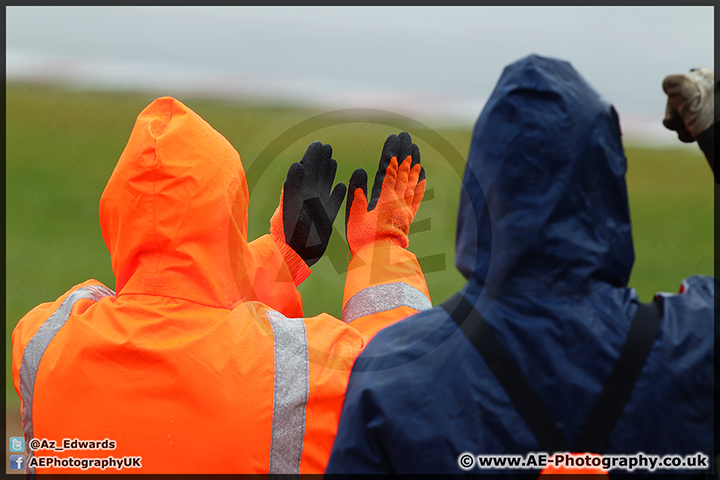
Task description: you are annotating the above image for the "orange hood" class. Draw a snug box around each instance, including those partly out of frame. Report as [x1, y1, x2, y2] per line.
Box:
[99, 96, 257, 308]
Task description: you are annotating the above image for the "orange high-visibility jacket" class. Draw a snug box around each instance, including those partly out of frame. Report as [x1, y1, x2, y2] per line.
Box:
[12, 97, 431, 474]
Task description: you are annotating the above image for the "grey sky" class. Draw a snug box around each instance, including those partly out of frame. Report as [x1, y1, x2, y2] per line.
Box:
[6, 6, 715, 143]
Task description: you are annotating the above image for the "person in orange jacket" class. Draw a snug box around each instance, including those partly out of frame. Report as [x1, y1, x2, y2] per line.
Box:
[11, 96, 430, 474]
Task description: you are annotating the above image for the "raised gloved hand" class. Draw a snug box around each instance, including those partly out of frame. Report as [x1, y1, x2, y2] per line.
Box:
[345, 132, 425, 256]
[271, 141, 347, 267]
[662, 67, 718, 142]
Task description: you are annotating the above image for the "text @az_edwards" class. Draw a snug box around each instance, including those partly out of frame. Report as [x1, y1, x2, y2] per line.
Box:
[25, 438, 142, 471]
[28, 437, 115, 452]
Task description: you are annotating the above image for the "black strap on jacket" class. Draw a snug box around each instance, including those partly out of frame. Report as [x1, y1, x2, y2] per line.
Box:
[440, 292, 663, 455]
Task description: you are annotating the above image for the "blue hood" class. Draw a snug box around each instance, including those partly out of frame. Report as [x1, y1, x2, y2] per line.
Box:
[326, 54, 715, 475]
[456, 54, 634, 301]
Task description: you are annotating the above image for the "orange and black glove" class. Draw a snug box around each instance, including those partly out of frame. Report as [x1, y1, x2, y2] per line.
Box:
[345, 132, 425, 256]
[271, 141, 347, 269]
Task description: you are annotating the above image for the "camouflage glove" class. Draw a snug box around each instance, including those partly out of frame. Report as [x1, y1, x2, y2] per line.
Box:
[662, 67, 718, 142]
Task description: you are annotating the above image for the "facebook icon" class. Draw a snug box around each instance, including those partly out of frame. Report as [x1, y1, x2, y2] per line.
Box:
[9, 455, 24, 471]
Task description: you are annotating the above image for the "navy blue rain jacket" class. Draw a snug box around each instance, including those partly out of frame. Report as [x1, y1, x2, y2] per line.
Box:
[325, 54, 716, 476]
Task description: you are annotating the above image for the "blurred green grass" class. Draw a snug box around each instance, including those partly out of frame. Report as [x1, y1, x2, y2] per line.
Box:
[5, 83, 713, 412]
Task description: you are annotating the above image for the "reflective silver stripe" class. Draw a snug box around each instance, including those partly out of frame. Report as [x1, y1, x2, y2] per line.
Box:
[19, 285, 114, 475]
[342, 281, 432, 324]
[266, 310, 310, 475]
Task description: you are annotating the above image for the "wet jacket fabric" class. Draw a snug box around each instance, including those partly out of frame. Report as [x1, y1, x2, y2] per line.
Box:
[12, 97, 431, 474]
[325, 54, 716, 476]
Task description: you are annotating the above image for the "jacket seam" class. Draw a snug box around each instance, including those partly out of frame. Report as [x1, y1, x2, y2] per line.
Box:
[114, 291, 240, 311]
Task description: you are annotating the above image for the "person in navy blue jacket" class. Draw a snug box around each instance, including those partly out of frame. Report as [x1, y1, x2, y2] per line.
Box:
[325, 54, 716, 476]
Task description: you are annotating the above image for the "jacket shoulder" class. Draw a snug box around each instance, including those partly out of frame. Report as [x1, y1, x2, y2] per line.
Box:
[13, 280, 113, 344]
[12, 280, 114, 400]
[657, 275, 716, 320]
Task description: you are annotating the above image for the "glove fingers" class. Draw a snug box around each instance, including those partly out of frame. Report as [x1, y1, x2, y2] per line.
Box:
[368, 132, 412, 210]
[327, 182, 347, 225]
[369, 134, 397, 206]
[300, 141, 328, 184]
[346, 168, 368, 227]
[368, 164, 385, 211]
[395, 132, 413, 168]
[379, 134, 402, 167]
[406, 161, 422, 200]
[662, 74, 700, 110]
[662, 74, 701, 103]
[662, 75, 700, 142]
[675, 125, 696, 143]
[283, 162, 305, 201]
[662, 74, 686, 96]
[663, 99, 695, 142]
[318, 144, 334, 190]
[403, 141, 422, 203]
[301, 141, 326, 165]
[321, 142, 333, 159]
[284, 162, 305, 200]
[369, 156, 398, 211]
[662, 68, 716, 139]
[395, 152, 412, 198]
[662, 97, 678, 129]
[407, 163, 425, 214]
[393, 132, 413, 198]
[411, 173, 426, 214]
[323, 157, 339, 199]
[410, 143, 421, 169]
[280, 162, 306, 245]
